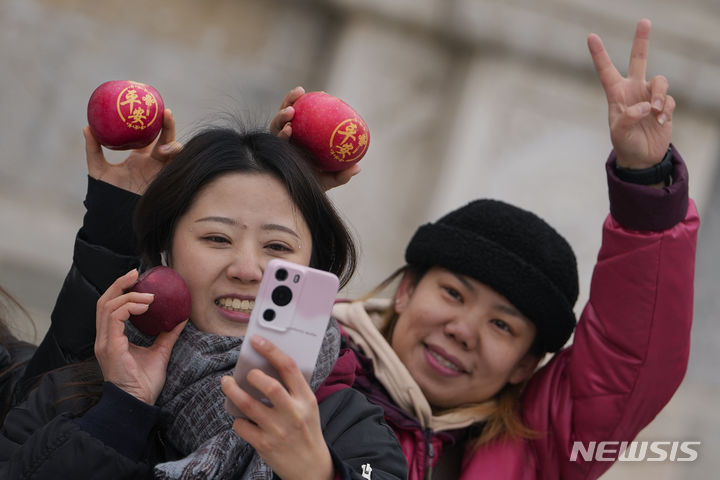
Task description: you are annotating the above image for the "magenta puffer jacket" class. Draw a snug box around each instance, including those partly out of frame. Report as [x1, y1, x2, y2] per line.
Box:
[340, 148, 698, 480]
[460, 201, 698, 479]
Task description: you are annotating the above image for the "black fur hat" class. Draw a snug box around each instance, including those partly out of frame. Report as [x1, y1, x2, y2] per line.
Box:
[405, 199, 578, 352]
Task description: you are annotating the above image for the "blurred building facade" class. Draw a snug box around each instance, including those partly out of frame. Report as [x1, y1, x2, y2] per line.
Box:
[1, 1, 718, 477]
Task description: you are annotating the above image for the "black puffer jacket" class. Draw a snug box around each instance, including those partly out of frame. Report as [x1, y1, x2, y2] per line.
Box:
[1, 365, 406, 479]
[19, 177, 141, 393]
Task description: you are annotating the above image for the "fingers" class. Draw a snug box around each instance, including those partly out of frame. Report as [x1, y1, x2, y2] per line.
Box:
[657, 94, 675, 126]
[628, 18, 652, 80]
[98, 268, 140, 304]
[612, 101, 652, 135]
[279, 86, 305, 110]
[587, 33, 622, 94]
[271, 106, 295, 137]
[156, 108, 176, 145]
[221, 375, 273, 430]
[250, 336, 308, 395]
[270, 86, 305, 136]
[222, 336, 315, 425]
[84, 125, 107, 179]
[276, 121, 293, 140]
[96, 270, 152, 340]
[625, 101, 652, 121]
[648, 75, 669, 111]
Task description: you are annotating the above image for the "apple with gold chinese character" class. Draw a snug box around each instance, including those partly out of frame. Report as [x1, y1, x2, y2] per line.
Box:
[87, 80, 164, 150]
[291, 91, 370, 172]
[129, 266, 191, 336]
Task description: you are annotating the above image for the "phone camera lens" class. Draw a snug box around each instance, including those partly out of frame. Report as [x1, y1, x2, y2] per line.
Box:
[263, 309, 276, 321]
[271, 285, 292, 307]
[275, 268, 288, 281]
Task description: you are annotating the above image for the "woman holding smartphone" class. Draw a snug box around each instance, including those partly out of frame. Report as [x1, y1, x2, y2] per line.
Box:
[1, 123, 407, 479]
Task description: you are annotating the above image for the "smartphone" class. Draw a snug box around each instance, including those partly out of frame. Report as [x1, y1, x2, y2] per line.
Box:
[224, 258, 339, 417]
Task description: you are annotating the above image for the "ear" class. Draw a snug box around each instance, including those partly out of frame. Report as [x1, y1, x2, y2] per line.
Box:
[508, 353, 542, 385]
[394, 271, 417, 314]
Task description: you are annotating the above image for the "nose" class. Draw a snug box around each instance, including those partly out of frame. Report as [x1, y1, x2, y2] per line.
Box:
[444, 317, 478, 351]
[226, 247, 263, 284]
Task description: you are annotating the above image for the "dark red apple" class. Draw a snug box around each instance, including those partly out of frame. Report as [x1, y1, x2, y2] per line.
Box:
[87, 80, 164, 150]
[129, 266, 191, 336]
[291, 91, 370, 172]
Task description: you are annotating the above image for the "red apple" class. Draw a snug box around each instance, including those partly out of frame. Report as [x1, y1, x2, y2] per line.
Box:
[87, 80, 164, 150]
[129, 266, 191, 336]
[291, 91, 370, 172]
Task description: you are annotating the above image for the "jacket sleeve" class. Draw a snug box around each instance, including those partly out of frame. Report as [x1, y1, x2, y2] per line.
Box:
[521, 146, 699, 479]
[19, 177, 141, 388]
[319, 388, 409, 480]
[1, 372, 156, 479]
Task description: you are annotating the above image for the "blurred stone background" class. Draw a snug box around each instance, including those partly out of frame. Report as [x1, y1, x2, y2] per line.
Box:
[1, 0, 718, 477]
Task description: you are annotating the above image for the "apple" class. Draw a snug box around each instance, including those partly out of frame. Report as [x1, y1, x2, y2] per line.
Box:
[290, 91, 370, 172]
[87, 80, 164, 150]
[129, 266, 191, 336]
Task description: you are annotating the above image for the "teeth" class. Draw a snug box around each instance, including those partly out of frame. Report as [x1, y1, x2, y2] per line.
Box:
[216, 298, 254, 313]
[429, 350, 462, 372]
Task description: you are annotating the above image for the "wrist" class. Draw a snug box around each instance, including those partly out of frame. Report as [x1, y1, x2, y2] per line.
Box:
[614, 147, 673, 187]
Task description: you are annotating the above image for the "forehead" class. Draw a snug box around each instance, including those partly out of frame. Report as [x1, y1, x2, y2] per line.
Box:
[186, 172, 307, 226]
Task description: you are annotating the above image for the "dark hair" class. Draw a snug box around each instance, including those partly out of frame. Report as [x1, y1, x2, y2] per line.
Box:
[133, 126, 357, 288]
[0, 286, 36, 422]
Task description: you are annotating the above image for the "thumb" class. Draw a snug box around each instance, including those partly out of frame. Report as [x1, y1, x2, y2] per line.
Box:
[151, 319, 188, 357]
[618, 101, 652, 126]
[83, 126, 107, 178]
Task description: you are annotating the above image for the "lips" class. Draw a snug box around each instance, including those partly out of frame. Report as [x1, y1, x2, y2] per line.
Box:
[425, 344, 467, 373]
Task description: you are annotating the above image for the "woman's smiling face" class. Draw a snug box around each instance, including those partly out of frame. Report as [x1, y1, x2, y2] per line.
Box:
[169, 172, 312, 337]
[391, 267, 540, 409]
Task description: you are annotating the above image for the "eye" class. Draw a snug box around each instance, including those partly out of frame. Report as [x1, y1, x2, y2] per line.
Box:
[491, 318, 512, 333]
[266, 242, 293, 253]
[203, 235, 230, 245]
[442, 286, 463, 302]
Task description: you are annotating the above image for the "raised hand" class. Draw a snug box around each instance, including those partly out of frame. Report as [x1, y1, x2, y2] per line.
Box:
[221, 336, 334, 480]
[95, 269, 187, 405]
[84, 108, 182, 195]
[588, 18, 675, 169]
[269, 86, 361, 191]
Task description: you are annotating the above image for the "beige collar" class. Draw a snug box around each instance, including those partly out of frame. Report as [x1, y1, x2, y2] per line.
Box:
[333, 299, 494, 431]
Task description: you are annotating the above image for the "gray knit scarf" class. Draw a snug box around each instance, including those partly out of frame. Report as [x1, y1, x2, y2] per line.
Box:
[125, 319, 341, 480]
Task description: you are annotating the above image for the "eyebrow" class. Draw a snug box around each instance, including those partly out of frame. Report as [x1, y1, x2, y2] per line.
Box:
[194, 216, 300, 239]
[452, 272, 528, 321]
[493, 304, 528, 321]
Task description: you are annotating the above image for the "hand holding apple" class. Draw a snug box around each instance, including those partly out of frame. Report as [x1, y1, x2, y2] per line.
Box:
[129, 266, 191, 336]
[290, 91, 370, 172]
[87, 80, 164, 150]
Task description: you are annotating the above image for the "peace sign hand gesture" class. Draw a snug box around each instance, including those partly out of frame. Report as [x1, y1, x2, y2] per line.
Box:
[588, 18, 675, 169]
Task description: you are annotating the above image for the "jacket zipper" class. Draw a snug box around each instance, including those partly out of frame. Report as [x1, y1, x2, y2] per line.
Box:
[424, 429, 435, 480]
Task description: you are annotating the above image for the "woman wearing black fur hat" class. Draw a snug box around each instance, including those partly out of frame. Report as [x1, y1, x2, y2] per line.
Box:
[265, 18, 697, 479]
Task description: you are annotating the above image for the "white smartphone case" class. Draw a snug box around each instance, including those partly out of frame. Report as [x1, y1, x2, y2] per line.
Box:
[224, 259, 339, 417]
